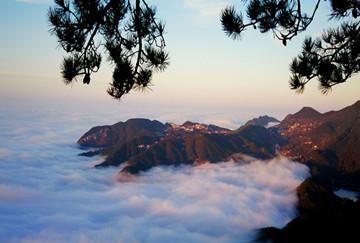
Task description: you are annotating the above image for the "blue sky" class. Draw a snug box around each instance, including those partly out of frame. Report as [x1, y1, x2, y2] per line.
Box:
[0, 0, 359, 123]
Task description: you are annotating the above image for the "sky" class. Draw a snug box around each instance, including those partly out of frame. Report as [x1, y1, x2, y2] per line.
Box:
[0, 0, 359, 124]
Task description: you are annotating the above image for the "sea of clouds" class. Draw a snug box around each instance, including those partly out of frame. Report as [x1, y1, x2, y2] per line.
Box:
[0, 104, 309, 243]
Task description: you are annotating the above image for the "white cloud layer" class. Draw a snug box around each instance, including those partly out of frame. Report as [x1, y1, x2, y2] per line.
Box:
[183, 0, 236, 17]
[0, 105, 309, 243]
[0, 158, 308, 243]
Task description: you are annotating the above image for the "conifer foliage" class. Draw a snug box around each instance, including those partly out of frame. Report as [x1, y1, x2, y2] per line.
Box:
[48, 0, 169, 99]
[221, 0, 359, 93]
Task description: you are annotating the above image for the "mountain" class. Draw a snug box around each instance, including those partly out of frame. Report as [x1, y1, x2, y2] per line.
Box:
[278, 101, 360, 173]
[242, 115, 279, 128]
[257, 101, 360, 242]
[283, 106, 322, 122]
[78, 118, 168, 148]
[258, 176, 360, 243]
[78, 119, 285, 174]
[121, 125, 285, 174]
[78, 101, 360, 175]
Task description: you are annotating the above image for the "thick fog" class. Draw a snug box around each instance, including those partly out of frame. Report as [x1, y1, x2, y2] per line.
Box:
[0, 105, 309, 243]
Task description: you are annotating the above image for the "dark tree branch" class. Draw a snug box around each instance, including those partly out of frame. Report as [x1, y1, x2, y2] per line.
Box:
[49, 0, 169, 99]
[222, 0, 359, 93]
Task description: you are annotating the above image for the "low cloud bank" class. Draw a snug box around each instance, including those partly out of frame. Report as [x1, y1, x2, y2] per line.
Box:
[0, 107, 309, 243]
[0, 157, 308, 243]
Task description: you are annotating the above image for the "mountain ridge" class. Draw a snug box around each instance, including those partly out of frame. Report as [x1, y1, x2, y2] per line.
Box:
[278, 100, 360, 172]
[78, 100, 360, 175]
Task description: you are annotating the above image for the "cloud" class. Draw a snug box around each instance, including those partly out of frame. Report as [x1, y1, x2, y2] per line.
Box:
[152, 110, 242, 130]
[0, 184, 39, 201]
[0, 156, 309, 242]
[202, 118, 240, 129]
[0, 105, 309, 242]
[0, 148, 11, 159]
[334, 189, 359, 202]
[183, 0, 236, 17]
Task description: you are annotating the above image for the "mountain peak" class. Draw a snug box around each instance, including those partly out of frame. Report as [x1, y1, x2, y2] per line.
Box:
[279, 106, 322, 128]
[352, 100, 360, 107]
[293, 107, 322, 119]
[243, 115, 279, 128]
[182, 121, 196, 126]
[298, 106, 319, 113]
